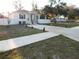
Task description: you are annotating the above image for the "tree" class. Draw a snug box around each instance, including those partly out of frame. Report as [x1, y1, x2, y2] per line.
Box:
[42, 5, 56, 18]
[32, 1, 41, 15]
[74, 8, 79, 19]
[13, 0, 23, 10]
[42, 2, 68, 19]
[32, 2, 38, 11]
[49, 0, 61, 7]
[55, 2, 68, 17]
[66, 5, 76, 20]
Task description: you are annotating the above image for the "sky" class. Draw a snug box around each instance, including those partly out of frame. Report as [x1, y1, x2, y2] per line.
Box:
[0, 0, 79, 14]
[0, 0, 48, 13]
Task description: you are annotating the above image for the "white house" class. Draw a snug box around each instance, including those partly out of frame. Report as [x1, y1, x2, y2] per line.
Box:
[0, 10, 40, 25]
[8, 10, 40, 25]
[0, 10, 67, 25]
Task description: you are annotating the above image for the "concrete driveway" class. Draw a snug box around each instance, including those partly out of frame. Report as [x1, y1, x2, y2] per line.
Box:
[28, 25, 79, 41]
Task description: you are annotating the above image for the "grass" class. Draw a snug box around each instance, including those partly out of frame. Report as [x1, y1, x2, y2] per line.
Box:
[48, 22, 79, 28]
[0, 35, 79, 59]
[0, 25, 43, 41]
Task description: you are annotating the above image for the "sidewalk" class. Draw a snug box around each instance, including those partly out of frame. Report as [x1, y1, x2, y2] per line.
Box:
[0, 32, 59, 52]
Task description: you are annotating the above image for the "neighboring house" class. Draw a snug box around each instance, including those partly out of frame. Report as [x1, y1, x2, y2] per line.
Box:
[55, 15, 66, 22]
[0, 10, 40, 25]
[0, 14, 9, 25]
[51, 15, 67, 22]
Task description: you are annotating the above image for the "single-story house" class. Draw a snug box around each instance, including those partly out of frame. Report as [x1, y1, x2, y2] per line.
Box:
[9, 10, 40, 25]
[0, 10, 40, 25]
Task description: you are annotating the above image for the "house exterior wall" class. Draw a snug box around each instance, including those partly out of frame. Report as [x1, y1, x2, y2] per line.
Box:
[0, 10, 40, 25]
[9, 11, 32, 25]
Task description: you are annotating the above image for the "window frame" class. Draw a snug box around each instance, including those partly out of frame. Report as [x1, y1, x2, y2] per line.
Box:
[19, 14, 26, 19]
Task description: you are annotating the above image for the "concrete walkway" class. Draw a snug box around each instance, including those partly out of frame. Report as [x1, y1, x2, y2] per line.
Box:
[28, 25, 79, 41]
[0, 32, 59, 52]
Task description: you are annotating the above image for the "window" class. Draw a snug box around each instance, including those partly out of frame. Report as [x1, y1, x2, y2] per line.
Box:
[19, 14, 26, 19]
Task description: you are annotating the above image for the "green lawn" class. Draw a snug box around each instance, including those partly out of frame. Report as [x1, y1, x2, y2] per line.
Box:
[49, 22, 79, 28]
[0, 25, 43, 41]
[0, 35, 79, 59]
